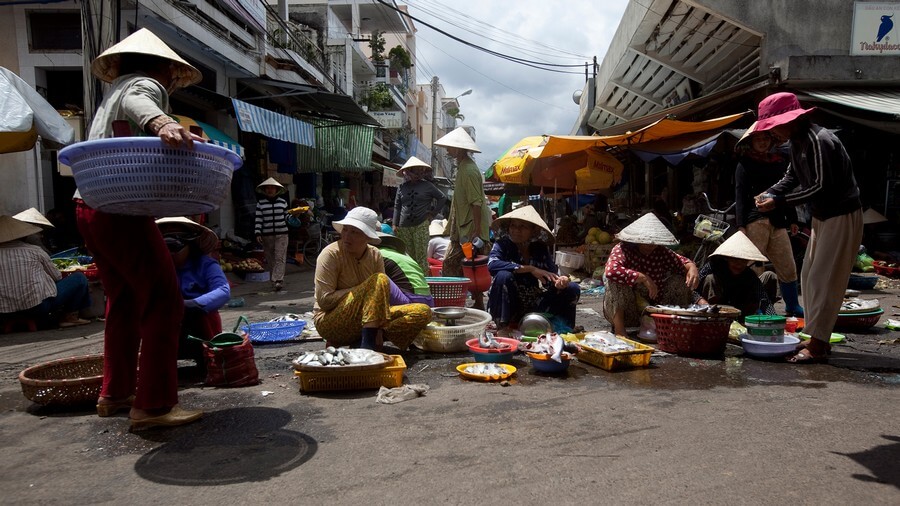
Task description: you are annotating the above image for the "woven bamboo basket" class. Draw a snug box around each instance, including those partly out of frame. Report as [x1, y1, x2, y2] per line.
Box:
[19, 355, 104, 406]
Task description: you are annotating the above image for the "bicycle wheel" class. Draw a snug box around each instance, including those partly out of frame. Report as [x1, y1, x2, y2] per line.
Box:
[301, 239, 320, 267]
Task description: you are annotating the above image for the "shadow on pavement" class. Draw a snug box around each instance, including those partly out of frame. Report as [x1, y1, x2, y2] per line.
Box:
[133, 407, 317, 485]
[835, 435, 900, 490]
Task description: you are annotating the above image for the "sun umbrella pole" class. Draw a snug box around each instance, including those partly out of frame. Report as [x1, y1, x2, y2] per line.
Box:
[33, 137, 44, 212]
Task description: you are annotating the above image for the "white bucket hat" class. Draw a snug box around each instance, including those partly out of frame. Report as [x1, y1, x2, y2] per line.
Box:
[615, 213, 678, 246]
[333, 207, 382, 243]
[434, 127, 481, 153]
[492, 205, 552, 236]
[0, 215, 42, 244]
[709, 231, 768, 262]
[863, 208, 888, 225]
[398, 156, 432, 175]
[256, 177, 286, 194]
[429, 218, 448, 236]
[156, 216, 220, 254]
[91, 28, 202, 89]
[13, 208, 54, 228]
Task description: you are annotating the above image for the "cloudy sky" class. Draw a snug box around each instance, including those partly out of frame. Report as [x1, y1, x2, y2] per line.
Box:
[403, 0, 630, 169]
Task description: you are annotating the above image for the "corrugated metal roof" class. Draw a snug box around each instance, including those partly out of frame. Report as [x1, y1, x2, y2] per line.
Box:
[801, 88, 900, 118]
[296, 118, 376, 173]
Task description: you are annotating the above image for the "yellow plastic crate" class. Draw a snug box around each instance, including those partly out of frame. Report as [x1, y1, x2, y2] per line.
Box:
[293, 355, 406, 392]
[576, 337, 654, 371]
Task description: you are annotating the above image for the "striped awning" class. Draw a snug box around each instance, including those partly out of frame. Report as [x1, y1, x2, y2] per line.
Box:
[232, 98, 315, 147]
[296, 118, 376, 173]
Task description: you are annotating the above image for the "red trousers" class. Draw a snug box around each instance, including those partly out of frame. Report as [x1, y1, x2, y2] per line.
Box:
[76, 203, 184, 411]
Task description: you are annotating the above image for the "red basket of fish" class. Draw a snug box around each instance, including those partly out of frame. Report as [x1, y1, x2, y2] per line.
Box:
[873, 261, 900, 278]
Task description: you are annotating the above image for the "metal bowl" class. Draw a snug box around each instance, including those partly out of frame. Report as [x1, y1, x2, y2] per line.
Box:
[519, 313, 552, 337]
[432, 307, 468, 326]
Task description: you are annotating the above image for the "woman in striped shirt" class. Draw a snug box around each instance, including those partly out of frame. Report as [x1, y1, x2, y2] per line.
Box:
[255, 178, 289, 291]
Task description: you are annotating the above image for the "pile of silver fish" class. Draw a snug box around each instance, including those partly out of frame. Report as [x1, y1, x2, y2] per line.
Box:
[292, 347, 384, 367]
[580, 331, 635, 353]
[463, 363, 509, 377]
[654, 304, 722, 313]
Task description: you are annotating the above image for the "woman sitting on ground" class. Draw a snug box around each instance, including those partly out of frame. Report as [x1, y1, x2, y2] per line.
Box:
[694, 231, 777, 321]
[487, 205, 581, 333]
[313, 207, 432, 350]
[156, 217, 229, 373]
[376, 232, 434, 307]
[603, 213, 700, 336]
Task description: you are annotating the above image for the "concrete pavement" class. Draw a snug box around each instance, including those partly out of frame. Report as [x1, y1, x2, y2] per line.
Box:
[1, 264, 899, 504]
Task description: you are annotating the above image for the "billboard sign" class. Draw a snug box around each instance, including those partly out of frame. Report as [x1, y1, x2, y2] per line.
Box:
[852, 2, 900, 55]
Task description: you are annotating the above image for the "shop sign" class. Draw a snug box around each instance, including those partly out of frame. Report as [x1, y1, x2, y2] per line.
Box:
[852, 2, 900, 55]
[382, 167, 404, 187]
[371, 111, 403, 129]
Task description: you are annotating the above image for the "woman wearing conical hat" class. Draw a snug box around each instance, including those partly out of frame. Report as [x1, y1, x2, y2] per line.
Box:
[694, 231, 777, 320]
[487, 205, 581, 334]
[255, 177, 289, 292]
[603, 213, 700, 337]
[436, 127, 490, 310]
[76, 28, 203, 430]
[392, 156, 446, 273]
[734, 122, 803, 317]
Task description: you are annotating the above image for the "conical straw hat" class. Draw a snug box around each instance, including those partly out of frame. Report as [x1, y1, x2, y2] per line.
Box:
[429, 218, 448, 236]
[709, 231, 768, 262]
[615, 213, 678, 246]
[155, 217, 220, 254]
[863, 208, 888, 225]
[256, 177, 286, 194]
[0, 215, 42, 243]
[91, 28, 201, 89]
[434, 127, 481, 152]
[492, 205, 551, 236]
[13, 207, 53, 228]
[398, 156, 431, 175]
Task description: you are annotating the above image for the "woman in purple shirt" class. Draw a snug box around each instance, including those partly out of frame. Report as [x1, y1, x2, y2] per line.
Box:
[156, 217, 229, 373]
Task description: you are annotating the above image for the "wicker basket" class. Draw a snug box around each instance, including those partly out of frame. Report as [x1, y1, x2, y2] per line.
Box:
[294, 355, 406, 392]
[584, 244, 615, 275]
[58, 137, 243, 217]
[425, 277, 471, 307]
[415, 308, 492, 352]
[19, 355, 104, 406]
[651, 313, 732, 357]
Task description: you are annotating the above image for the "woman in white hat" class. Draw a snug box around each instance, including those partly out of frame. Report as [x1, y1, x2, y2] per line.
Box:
[604, 213, 700, 336]
[392, 156, 447, 273]
[436, 127, 490, 310]
[313, 206, 432, 350]
[76, 28, 203, 430]
[12, 207, 54, 252]
[156, 217, 229, 375]
[486, 205, 581, 333]
[753, 92, 862, 363]
[255, 177, 289, 291]
[427, 218, 450, 263]
[694, 231, 777, 319]
[734, 123, 803, 317]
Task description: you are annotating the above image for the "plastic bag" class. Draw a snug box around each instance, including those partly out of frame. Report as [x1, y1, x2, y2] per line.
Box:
[203, 336, 260, 387]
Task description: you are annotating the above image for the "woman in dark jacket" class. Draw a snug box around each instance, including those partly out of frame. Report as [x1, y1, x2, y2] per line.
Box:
[734, 125, 803, 316]
[486, 205, 580, 333]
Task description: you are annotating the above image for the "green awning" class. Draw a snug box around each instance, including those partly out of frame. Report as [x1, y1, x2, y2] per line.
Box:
[296, 118, 376, 173]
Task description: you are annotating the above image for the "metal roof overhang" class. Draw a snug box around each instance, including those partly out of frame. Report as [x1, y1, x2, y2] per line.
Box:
[243, 78, 380, 127]
[594, 75, 769, 136]
[797, 87, 900, 119]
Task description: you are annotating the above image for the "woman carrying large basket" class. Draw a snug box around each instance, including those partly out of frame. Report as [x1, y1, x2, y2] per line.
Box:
[75, 29, 204, 430]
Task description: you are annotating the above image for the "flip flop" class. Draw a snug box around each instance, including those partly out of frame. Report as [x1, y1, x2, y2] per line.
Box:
[787, 348, 828, 364]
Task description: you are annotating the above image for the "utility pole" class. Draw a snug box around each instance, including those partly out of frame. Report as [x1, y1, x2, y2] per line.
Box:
[430, 75, 439, 175]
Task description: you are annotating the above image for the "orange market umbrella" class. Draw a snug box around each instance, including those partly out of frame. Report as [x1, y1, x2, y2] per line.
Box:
[540, 111, 750, 158]
[490, 136, 623, 192]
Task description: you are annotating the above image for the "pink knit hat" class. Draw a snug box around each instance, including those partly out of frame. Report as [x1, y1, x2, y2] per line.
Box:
[752, 92, 815, 133]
